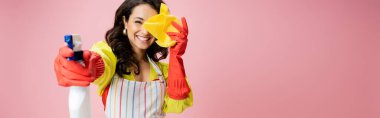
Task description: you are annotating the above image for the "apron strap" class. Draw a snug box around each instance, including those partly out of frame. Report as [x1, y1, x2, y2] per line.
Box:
[147, 55, 164, 81]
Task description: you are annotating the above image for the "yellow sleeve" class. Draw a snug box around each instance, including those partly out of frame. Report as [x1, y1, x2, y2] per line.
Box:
[158, 62, 194, 113]
[90, 40, 117, 96]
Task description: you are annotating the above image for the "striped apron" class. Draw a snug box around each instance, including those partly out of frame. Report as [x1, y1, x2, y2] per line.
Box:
[104, 57, 166, 118]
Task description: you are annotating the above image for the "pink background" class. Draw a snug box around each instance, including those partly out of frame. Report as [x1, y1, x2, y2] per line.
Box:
[1, 0, 379, 118]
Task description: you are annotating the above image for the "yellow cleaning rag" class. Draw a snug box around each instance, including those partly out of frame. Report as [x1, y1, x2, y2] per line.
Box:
[143, 3, 182, 47]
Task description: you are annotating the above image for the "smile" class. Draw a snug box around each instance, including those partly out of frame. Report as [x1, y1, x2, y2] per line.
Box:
[136, 35, 151, 42]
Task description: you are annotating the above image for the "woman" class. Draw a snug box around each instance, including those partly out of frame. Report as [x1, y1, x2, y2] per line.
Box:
[54, 0, 193, 117]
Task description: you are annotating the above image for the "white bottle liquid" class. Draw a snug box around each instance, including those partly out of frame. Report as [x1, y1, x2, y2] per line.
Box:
[65, 34, 92, 118]
[69, 86, 91, 118]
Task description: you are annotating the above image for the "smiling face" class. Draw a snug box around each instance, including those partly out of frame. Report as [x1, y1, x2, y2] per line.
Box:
[123, 4, 158, 51]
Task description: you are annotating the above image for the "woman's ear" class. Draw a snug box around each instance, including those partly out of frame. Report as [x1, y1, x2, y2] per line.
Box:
[122, 16, 128, 29]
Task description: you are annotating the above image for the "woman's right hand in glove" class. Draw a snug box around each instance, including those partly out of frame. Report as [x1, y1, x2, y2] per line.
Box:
[54, 46, 104, 87]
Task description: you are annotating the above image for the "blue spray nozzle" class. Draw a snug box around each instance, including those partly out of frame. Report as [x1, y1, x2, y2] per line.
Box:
[64, 34, 83, 61]
[64, 35, 74, 49]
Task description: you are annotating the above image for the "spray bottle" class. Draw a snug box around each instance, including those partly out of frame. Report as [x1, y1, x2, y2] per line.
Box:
[64, 34, 92, 118]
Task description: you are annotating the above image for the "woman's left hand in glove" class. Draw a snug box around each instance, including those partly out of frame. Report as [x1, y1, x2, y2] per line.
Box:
[166, 17, 191, 100]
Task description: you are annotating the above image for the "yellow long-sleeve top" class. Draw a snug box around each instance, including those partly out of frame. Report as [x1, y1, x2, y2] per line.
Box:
[89, 40, 193, 113]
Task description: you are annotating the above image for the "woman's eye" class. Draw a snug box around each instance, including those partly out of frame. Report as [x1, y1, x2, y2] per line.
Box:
[135, 21, 142, 24]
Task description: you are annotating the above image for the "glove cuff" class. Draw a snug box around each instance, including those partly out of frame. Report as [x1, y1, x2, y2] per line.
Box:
[167, 78, 191, 100]
[167, 53, 190, 100]
[92, 52, 105, 78]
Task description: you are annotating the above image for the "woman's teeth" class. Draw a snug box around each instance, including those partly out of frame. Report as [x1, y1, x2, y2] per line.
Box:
[137, 35, 150, 41]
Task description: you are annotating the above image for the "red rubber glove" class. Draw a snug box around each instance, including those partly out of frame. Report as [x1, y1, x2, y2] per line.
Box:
[166, 17, 191, 100]
[54, 46, 104, 87]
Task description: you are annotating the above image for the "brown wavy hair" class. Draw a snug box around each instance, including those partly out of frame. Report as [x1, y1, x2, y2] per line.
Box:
[105, 0, 167, 76]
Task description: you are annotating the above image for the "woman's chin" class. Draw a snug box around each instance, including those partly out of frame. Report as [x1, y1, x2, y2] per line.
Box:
[135, 43, 152, 50]
[130, 38, 154, 50]
[137, 46, 149, 50]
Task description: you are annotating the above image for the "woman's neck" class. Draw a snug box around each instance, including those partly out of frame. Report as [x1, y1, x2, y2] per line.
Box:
[132, 48, 148, 63]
